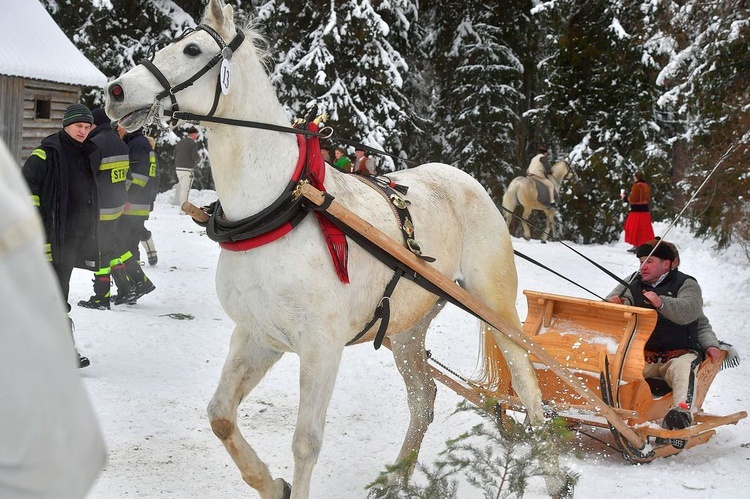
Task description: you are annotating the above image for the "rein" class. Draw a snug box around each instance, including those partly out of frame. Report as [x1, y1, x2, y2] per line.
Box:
[139, 24, 418, 166]
[166, 110, 420, 167]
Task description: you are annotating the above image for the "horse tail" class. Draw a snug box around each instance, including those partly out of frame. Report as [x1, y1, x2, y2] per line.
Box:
[476, 321, 513, 395]
[501, 179, 519, 225]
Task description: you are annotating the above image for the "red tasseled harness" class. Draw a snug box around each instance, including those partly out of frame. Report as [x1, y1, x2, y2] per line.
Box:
[193, 122, 432, 348]
[214, 123, 350, 283]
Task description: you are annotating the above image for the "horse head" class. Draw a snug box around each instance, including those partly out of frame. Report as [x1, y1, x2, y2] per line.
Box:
[106, 0, 296, 216]
[105, 0, 245, 131]
[552, 158, 577, 185]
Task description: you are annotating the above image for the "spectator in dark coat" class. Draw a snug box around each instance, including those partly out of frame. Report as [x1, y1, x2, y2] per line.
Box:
[22, 103, 99, 368]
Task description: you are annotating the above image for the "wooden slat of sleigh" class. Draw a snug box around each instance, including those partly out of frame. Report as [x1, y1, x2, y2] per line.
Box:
[522, 290, 658, 394]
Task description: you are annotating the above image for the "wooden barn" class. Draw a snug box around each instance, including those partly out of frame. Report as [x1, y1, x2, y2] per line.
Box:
[0, 0, 107, 166]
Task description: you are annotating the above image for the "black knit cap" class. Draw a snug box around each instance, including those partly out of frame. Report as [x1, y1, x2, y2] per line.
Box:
[62, 103, 93, 127]
[91, 107, 111, 127]
[636, 238, 676, 261]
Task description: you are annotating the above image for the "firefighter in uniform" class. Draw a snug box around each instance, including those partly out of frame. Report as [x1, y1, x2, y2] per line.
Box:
[78, 108, 134, 310]
[115, 124, 157, 303]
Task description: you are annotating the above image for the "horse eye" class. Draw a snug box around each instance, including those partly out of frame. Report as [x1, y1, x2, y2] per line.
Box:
[184, 44, 201, 57]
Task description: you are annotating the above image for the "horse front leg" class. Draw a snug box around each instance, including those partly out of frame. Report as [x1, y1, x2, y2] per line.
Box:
[290, 342, 344, 499]
[207, 327, 289, 499]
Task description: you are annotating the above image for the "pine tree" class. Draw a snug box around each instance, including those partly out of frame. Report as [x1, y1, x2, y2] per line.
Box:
[639, 0, 750, 249]
[441, 4, 524, 200]
[253, 0, 418, 171]
[537, 0, 667, 243]
[41, 0, 197, 106]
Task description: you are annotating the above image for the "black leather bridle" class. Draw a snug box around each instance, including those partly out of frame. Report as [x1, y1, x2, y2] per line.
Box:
[138, 24, 245, 126]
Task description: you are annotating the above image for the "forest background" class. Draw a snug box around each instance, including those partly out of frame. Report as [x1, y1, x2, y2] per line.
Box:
[43, 0, 750, 252]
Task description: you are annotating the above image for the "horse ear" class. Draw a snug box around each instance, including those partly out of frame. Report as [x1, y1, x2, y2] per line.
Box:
[204, 0, 235, 34]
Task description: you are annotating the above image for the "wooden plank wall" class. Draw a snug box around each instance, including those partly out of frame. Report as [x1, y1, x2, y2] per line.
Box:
[0, 76, 82, 166]
[22, 80, 80, 163]
[0, 75, 25, 165]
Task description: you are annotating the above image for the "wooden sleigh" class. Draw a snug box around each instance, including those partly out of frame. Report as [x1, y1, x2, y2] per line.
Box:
[485, 291, 746, 460]
[419, 292, 746, 460]
[186, 184, 746, 463]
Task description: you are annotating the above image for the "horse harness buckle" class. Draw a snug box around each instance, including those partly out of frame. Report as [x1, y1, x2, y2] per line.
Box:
[355, 176, 434, 262]
[390, 194, 406, 210]
[347, 176, 435, 349]
[406, 238, 422, 256]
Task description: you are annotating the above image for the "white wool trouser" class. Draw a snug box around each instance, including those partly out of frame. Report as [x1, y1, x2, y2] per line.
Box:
[173, 168, 195, 208]
[642, 352, 700, 410]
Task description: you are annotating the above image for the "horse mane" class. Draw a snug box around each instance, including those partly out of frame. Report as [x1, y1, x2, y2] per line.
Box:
[238, 22, 273, 73]
[201, 1, 273, 72]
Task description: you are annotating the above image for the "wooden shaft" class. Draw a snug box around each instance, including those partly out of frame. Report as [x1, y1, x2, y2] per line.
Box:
[300, 183, 648, 451]
[182, 201, 209, 223]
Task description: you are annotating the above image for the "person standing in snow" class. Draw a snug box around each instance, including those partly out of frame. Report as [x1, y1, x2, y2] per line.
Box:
[333, 146, 353, 172]
[115, 123, 157, 304]
[353, 147, 376, 175]
[320, 144, 332, 165]
[1, 136, 106, 497]
[622, 170, 655, 252]
[22, 103, 99, 368]
[139, 133, 159, 266]
[606, 239, 722, 439]
[173, 126, 200, 211]
[78, 108, 134, 310]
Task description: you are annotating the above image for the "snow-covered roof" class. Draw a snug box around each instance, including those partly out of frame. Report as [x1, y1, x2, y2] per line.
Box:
[0, 0, 107, 87]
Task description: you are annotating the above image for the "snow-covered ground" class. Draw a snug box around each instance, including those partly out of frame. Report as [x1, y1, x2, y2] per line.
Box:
[75, 189, 748, 498]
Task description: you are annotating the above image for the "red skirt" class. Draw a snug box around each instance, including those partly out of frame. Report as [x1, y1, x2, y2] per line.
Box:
[624, 211, 654, 247]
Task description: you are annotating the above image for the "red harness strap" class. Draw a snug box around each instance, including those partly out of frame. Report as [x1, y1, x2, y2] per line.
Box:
[218, 134, 307, 252]
[218, 125, 350, 283]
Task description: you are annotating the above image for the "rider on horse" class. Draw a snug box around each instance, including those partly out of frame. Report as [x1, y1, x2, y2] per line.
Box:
[526, 145, 556, 207]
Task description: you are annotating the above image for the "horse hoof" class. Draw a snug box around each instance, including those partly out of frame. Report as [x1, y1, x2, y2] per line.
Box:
[278, 479, 292, 499]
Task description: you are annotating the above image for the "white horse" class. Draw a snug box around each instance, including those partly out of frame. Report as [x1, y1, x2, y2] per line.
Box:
[502, 160, 574, 242]
[105, 1, 559, 497]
